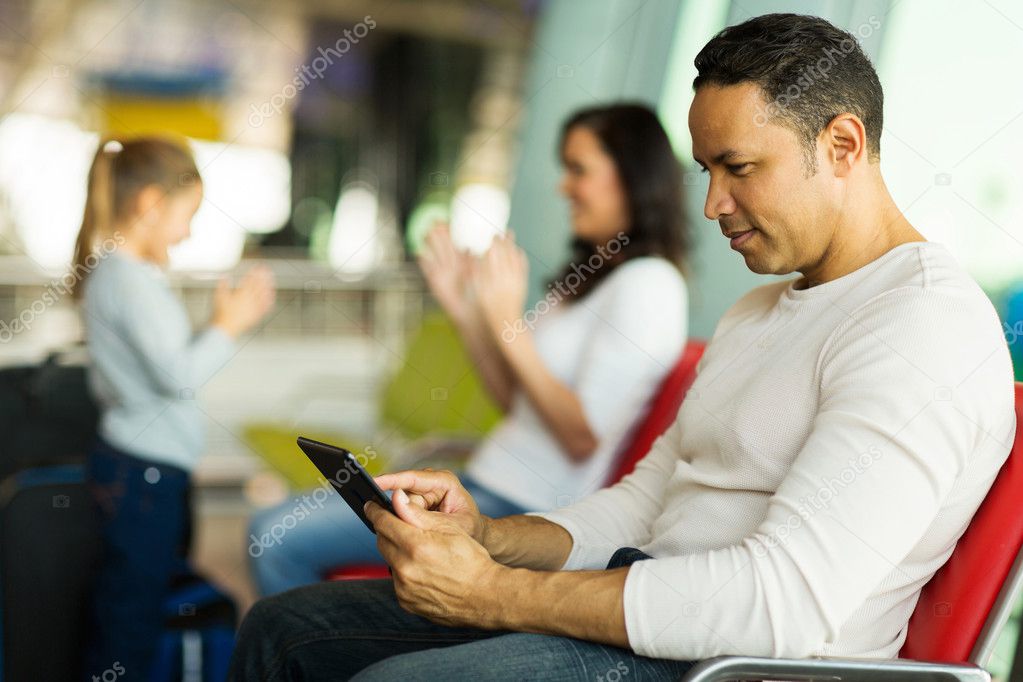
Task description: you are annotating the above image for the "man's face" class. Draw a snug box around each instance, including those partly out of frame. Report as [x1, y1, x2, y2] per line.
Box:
[689, 82, 840, 277]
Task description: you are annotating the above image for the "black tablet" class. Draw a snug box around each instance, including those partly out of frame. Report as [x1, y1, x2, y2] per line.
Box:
[296, 436, 395, 533]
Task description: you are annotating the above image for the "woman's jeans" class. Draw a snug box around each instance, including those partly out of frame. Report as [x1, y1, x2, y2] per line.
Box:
[83, 439, 191, 682]
[229, 547, 695, 681]
[247, 474, 526, 595]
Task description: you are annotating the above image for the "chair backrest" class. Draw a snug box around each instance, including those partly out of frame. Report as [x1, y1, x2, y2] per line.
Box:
[900, 382, 1023, 665]
[605, 340, 706, 485]
[380, 312, 503, 438]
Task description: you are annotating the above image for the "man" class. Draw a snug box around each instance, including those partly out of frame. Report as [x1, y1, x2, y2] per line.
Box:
[230, 13, 1015, 681]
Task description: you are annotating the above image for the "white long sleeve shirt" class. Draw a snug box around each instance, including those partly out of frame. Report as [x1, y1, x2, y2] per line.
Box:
[536, 241, 1015, 661]
[469, 257, 687, 511]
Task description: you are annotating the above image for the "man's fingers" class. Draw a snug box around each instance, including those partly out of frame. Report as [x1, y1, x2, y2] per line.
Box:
[363, 500, 409, 540]
[375, 470, 458, 497]
[363, 499, 388, 527]
[365, 501, 415, 569]
[375, 532, 403, 569]
[407, 492, 429, 510]
[365, 499, 433, 551]
[392, 488, 436, 530]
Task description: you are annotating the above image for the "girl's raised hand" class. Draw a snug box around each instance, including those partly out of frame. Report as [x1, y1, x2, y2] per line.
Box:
[212, 265, 276, 338]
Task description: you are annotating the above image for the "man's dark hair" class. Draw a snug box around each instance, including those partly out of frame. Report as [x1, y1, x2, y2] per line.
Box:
[693, 13, 883, 171]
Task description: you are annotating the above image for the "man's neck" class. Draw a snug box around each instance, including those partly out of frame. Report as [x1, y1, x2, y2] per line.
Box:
[798, 183, 926, 289]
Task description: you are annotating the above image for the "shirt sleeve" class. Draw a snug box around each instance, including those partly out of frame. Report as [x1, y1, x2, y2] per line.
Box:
[572, 261, 688, 446]
[619, 288, 1015, 660]
[103, 266, 236, 397]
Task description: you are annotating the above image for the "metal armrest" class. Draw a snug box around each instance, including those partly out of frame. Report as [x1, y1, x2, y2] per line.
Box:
[679, 655, 990, 681]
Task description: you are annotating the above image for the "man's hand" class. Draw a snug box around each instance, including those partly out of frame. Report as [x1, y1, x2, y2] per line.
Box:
[364, 482, 629, 648]
[364, 491, 507, 629]
[374, 469, 489, 544]
[375, 469, 575, 570]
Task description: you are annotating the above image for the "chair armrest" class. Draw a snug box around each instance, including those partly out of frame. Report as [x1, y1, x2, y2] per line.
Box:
[679, 655, 990, 681]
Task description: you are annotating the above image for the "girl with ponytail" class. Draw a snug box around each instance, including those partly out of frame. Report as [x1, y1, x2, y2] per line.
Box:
[75, 136, 275, 679]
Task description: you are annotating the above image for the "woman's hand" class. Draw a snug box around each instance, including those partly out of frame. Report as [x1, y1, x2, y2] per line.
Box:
[418, 226, 520, 410]
[211, 265, 276, 338]
[417, 223, 472, 324]
[474, 233, 529, 344]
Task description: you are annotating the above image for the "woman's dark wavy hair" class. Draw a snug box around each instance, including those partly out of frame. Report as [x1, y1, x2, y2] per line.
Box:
[548, 103, 689, 301]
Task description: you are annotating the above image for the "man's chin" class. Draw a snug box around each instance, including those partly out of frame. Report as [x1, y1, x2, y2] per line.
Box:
[739, 252, 770, 274]
[740, 253, 792, 276]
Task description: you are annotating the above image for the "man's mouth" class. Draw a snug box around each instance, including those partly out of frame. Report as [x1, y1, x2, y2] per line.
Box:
[725, 229, 756, 250]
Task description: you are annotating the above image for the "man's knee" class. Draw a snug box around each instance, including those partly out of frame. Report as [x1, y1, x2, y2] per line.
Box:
[350, 649, 436, 681]
[237, 592, 303, 650]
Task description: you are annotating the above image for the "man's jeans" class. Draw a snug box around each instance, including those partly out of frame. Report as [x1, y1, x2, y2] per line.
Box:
[229, 547, 696, 681]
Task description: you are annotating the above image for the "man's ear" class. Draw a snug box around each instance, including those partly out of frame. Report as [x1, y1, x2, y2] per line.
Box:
[822, 113, 867, 177]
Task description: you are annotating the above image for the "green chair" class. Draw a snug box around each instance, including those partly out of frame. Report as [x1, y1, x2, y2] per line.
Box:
[243, 311, 502, 489]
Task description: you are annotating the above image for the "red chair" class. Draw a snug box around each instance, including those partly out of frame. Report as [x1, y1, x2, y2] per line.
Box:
[325, 340, 707, 582]
[679, 382, 1023, 681]
[605, 339, 706, 484]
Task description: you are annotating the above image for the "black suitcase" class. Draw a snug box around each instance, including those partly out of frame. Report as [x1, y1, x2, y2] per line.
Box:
[0, 464, 100, 681]
[0, 354, 237, 681]
[0, 352, 98, 482]
[0, 353, 100, 680]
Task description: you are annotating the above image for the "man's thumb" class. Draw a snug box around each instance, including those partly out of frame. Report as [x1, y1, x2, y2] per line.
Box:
[393, 489, 430, 529]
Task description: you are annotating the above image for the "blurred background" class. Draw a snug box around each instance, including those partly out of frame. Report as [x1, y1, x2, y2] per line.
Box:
[1, 0, 1022, 679]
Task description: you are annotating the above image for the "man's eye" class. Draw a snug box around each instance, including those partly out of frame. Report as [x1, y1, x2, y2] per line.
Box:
[728, 163, 751, 175]
[698, 166, 709, 173]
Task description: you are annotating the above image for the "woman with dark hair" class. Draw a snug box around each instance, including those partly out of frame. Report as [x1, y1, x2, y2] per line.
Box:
[248, 103, 689, 595]
[549, 103, 689, 300]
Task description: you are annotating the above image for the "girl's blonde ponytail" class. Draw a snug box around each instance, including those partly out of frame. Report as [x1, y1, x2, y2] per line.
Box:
[71, 138, 119, 298]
